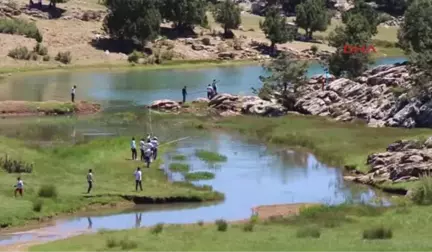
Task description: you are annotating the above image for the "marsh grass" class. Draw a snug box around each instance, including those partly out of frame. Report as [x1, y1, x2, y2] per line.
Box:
[363, 226, 393, 240]
[184, 171, 215, 181]
[172, 154, 187, 161]
[296, 226, 321, 238]
[32, 200, 43, 212]
[168, 163, 190, 173]
[409, 176, 432, 205]
[195, 149, 227, 163]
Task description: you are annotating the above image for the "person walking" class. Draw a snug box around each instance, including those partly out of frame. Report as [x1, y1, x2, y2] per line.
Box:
[182, 86, 187, 103]
[150, 136, 159, 160]
[134, 167, 143, 191]
[144, 142, 153, 168]
[87, 169, 93, 194]
[207, 84, 214, 100]
[71, 85, 77, 103]
[131, 137, 137, 160]
[14, 177, 23, 197]
[139, 138, 145, 161]
[212, 79, 218, 95]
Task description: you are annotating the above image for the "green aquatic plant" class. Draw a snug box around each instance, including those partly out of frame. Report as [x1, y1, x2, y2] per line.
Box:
[195, 149, 227, 163]
[172, 154, 187, 160]
[184, 171, 215, 181]
[168, 163, 190, 173]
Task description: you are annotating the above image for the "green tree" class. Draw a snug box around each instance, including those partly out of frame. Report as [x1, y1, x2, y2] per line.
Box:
[259, 6, 296, 55]
[213, 0, 241, 37]
[161, 0, 208, 31]
[295, 0, 330, 39]
[398, 0, 432, 94]
[327, 13, 375, 78]
[342, 0, 378, 36]
[103, 0, 162, 46]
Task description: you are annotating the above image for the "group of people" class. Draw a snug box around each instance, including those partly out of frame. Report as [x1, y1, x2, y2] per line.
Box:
[131, 134, 159, 168]
[181, 79, 220, 103]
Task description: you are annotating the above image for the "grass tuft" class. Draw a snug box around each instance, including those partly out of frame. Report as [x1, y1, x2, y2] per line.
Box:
[184, 171, 215, 181]
[409, 176, 432, 205]
[32, 200, 43, 212]
[150, 223, 164, 234]
[215, 219, 228, 232]
[169, 163, 190, 173]
[38, 184, 58, 199]
[296, 226, 321, 238]
[363, 226, 393, 240]
[195, 149, 227, 163]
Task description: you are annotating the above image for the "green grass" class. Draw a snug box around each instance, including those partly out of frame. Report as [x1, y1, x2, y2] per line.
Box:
[0, 101, 83, 115]
[0, 18, 42, 42]
[30, 204, 432, 251]
[168, 163, 190, 173]
[0, 136, 222, 228]
[172, 154, 187, 161]
[184, 171, 215, 181]
[195, 150, 227, 163]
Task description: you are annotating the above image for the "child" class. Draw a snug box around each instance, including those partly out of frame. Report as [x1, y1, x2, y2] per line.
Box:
[14, 177, 23, 197]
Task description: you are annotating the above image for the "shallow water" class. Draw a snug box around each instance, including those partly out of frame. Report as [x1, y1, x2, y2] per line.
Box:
[0, 58, 403, 246]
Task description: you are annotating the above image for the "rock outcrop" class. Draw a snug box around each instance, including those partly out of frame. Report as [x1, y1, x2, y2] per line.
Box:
[208, 93, 287, 117]
[292, 62, 432, 128]
[149, 100, 181, 111]
[344, 137, 432, 185]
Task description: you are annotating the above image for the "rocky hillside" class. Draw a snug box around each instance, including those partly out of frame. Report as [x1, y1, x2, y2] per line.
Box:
[344, 137, 432, 185]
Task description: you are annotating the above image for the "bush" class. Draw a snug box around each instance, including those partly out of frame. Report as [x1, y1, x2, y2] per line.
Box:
[32, 200, 43, 212]
[55, 51, 72, 64]
[409, 176, 432, 205]
[296, 226, 321, 238]
[150, 223, 164, 234]
[38, 184, 58, 198]
[30, 52, 38, 61]
[160, 50, 174, 61]
[8, 46, 30, 60]
[310, 45, 318, 54]
[0, 155, 33, 173]
[0, 18, 43, 42]
[119, 237, 138, 250]
[243, 221, 255, 232]
[202, 37, 211, 45]
[33, 43, 48, 56]
[215, 219, 228, 232]
[197, 220, 204, 226]
[43, 55, 50, 61]
[127, 50, 144, 63]
[363, 226, 393, 240]
[106, 237, 118, 248]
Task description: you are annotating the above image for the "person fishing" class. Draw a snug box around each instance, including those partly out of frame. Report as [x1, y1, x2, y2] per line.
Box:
[182, 86, 187, 103]
[71, 85, 77, 103]
[150, 136, 159, 160]
[207, 84, 214, 100]
[212, 79, 219, 95]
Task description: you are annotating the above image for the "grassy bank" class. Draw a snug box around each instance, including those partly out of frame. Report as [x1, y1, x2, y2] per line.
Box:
[0, 100, 101, 116]
[0, 136, 222, 228]
[30, 203, 432, 251]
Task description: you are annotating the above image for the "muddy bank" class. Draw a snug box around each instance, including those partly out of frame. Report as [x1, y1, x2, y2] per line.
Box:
[0, 100, 101, 116]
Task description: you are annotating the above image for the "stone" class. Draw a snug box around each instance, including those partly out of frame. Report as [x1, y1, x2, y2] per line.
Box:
[192, 44, 204, 51]
[149, 99, 180, 111]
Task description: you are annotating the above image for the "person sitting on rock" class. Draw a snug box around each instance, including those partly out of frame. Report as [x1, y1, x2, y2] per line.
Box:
[207, 84, 214, 99]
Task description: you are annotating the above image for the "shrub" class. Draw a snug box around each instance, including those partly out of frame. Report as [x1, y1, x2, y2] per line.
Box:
[296, 226, 321, 238]
[197, 220, 204, 226]
[43, 55, 50, 61]
[0, 155, 33, 173]
[33, 43, 48, 56]
[119, 237, 138, 250]
[202, 37, 211, 45]
[106, 237, 118, 248]
[38, 184, 58, 198]
[409, 175, 432, 205]
[146, 55, 156, 64]
[363, 226, 393, 240]
[30, 52, 38, 61]
[215, 219, 228, 232]
[55, 51, 72, 64]
[127, 50, 144, 63]
[150, 223, 164, 234]
[8, 46, 30, 60]
[0, 18, 43, 42]
[32, 200, 43, 212]
[243, 221, 255, 232]
[310, 45, 318, 54]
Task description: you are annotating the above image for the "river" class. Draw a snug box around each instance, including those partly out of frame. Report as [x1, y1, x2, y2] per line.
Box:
[0, 57, 405, 247]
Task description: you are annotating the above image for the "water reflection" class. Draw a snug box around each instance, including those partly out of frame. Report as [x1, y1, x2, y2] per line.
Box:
[135, 213, 142, 228]
[87, 217, 92, 229]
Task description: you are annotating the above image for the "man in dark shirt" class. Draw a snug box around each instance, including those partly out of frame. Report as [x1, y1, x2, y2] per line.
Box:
[182, 86, 187, 103]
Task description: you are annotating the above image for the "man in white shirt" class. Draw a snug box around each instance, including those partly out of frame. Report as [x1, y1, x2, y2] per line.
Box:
[131, 137, 137, 160]
[134, 167, 143, 191]
[71, 85, 77, 103]
[150, 137, 159, 160]
[144, 142, 153, 168]
[139, 138, 145, 161]
[87, 169, 93, 194]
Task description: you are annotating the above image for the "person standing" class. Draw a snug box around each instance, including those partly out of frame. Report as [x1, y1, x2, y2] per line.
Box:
[71, 85, 77, 103]
[131, 137, 137, 160]
[134, 167, 143, 191]
[144, 142, 153, 168]
[207, 84, 214, 100]
[150, 136, 159, 160]
[87, 169, 93, 194]
[182, 86, 187, 103]
[14, 177, 23, 197]
[139, 138, 145, 161]
[212, 79, 218, 95]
